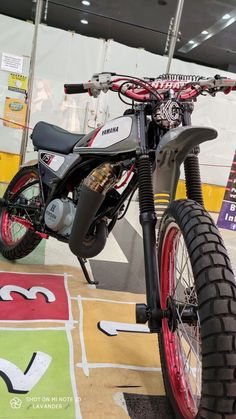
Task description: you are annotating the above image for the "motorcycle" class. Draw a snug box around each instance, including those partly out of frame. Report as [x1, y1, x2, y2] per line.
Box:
[0, 72, 236, 418]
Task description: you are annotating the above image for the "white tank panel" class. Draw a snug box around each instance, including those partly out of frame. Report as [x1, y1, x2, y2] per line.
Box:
[90, 116, 133, 148]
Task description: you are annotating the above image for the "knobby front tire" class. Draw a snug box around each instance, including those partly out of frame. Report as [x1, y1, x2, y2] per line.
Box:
[0, 166, 42, 260]
[158, 199, 236, 419]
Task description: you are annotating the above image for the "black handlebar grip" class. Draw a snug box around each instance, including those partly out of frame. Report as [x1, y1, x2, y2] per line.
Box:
[64, 83, 88, 94]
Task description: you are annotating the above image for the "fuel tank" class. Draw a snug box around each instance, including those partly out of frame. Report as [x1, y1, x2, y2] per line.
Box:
[73, 115, 139, 155]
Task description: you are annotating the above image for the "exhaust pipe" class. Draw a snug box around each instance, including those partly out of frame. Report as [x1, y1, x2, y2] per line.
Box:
[69, 163, 119, 258]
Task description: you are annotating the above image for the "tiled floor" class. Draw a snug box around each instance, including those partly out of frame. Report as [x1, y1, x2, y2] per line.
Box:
[0, 202, 235, 419]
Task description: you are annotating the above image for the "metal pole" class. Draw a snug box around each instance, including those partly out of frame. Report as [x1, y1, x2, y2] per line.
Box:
[20, 0, 43, 164]
[166, 0, 184, 73]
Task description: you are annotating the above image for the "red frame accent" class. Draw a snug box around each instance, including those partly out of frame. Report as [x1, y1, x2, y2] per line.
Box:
[65, 75, 236, 102]
[11, 216, 48, 239]
[115, 164, 134, 189]
[88, 126, 103, 147]
[111, 77, 200, 101]
[160, 225, 198, 418]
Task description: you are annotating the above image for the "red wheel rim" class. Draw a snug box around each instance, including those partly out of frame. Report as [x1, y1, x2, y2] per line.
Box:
[1, 172, 38, 246]
[160, 223, 200, 418]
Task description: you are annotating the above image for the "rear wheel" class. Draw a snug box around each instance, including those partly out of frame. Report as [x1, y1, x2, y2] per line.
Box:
[158, 199, 236, 418]
[0, 166, 42, 260]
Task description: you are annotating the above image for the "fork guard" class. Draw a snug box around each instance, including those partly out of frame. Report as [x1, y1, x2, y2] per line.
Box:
[153, 126, 217, 201]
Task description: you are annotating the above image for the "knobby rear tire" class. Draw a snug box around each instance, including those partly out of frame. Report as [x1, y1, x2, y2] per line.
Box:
[0, 165, 42, 260]
[158, 199, 236, 419]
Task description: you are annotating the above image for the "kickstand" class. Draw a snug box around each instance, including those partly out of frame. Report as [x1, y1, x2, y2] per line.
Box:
[77, 257, 99, 285]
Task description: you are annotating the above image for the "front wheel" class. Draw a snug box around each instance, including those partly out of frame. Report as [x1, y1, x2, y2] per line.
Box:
[158, 199, 236, 418]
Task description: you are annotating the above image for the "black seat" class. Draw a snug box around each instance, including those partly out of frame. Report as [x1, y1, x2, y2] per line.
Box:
[31, 121, 85, 154]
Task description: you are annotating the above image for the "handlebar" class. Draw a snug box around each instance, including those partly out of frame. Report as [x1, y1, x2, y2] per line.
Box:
[64, 72, 236, 102]
[64, 83, 88, 94]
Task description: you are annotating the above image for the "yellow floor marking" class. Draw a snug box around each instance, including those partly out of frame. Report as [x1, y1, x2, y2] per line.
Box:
[81, 299, 161, 367]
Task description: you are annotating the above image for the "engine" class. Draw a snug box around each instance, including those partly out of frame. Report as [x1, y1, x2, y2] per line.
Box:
[44, 198, 76, 237]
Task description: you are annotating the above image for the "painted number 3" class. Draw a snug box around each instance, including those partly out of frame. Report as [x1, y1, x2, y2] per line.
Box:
[0, 285, 56, 302]
[0, 285, 55, 393]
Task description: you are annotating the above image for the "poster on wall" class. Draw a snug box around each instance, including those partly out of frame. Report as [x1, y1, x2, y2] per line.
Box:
[1, 52, 23, 74]
[217, 149, 236, 231]
[8, 73, 28, 93]
[3, 98, 27, 129]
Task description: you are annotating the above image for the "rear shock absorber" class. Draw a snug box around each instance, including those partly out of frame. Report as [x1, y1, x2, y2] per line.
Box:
[184, 147, 204, 206]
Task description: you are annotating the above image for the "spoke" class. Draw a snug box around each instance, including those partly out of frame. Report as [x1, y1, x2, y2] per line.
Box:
[176, 236, 185, 272]
[173, 298, 197, 308]
[175, 335, 194, 406]
[178, 324, 200, 344]
[176, 309, 201, 365]
[176, 329, 201, 396]
[174, 268, 192, 290]
[173, 256, 190, 295]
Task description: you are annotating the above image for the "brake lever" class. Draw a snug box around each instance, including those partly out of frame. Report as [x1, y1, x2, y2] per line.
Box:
[84, 72, 114, 97]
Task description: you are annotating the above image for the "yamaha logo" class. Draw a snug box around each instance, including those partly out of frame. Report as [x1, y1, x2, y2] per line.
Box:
[101, 126, 119, 135]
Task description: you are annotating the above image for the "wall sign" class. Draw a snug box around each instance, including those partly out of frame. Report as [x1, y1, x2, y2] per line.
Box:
[8, 73, 28, 93]
[1, 53, 23, 74]
[3, 98, 27, 129]
[217, 149, 236, 231]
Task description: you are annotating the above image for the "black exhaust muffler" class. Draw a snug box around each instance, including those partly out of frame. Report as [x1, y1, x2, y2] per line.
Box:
[69, 184, 107, 258]
[69, 163, 119, 259]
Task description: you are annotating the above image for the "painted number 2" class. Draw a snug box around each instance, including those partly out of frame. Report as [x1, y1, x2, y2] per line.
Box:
[0, 352, 52, 393]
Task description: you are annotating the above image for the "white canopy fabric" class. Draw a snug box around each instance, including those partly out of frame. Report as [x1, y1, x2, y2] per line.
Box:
[0, 14, 235, 185]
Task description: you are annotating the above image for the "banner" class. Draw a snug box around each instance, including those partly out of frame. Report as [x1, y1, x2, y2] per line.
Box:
[3, 98, 27, 129]
[217, 150, 236, 231]
[8, 73, 28, 93]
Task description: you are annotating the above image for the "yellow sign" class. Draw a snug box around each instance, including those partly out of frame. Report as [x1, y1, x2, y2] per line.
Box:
[3, 98, 27, 129]
[8, 73, 28, 93]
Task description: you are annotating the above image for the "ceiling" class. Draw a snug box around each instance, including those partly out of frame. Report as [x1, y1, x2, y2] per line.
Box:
[1, 0, 236, 72]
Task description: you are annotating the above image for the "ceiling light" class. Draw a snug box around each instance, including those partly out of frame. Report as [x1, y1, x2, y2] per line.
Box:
[80, 19, 88, 24]
[179, 8, 236, 53]
[82, 1, 90, 5]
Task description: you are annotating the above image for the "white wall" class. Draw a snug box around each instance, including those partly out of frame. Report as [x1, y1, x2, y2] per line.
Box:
[0, 14, 235, 185]
[0, 16, 32, 154]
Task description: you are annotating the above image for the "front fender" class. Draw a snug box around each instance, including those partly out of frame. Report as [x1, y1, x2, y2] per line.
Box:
[153, 126, 217, 202]
[156, 126, 217, 163]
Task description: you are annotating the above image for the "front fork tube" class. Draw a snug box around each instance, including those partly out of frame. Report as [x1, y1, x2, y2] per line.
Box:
[136, 154, 163, 332]
[184, 147, 204, 206]
[182, 108, 203, 206]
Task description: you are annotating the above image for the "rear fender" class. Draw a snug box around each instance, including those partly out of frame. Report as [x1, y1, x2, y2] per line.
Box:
[20, 159, 38, 168]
